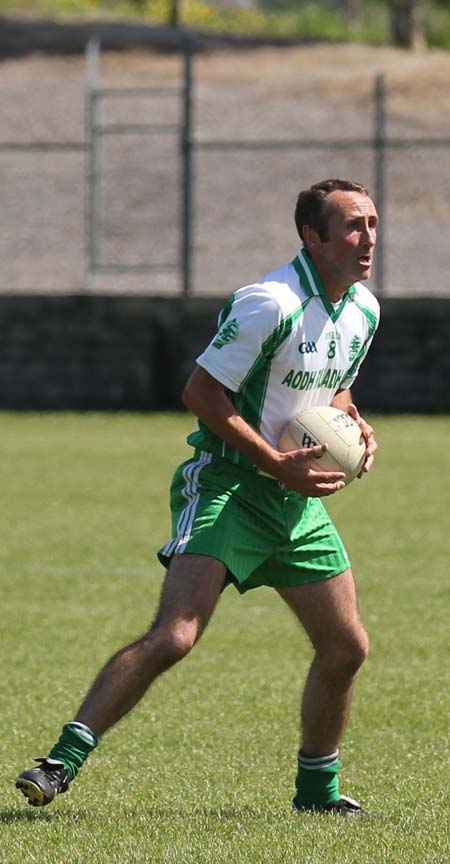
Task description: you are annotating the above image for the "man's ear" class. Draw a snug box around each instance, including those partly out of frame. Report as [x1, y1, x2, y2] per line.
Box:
[302, 225, 322, 249]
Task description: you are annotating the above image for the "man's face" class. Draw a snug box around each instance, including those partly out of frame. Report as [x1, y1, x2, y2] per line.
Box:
[316, 190, 378, 288]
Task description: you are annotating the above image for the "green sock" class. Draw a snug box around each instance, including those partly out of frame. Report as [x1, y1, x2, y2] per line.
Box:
[294, 749, 341, 809]
[47, 722, 98, 781]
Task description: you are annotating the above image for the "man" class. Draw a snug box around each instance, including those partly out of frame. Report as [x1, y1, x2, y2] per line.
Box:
[16, 178, 379, 816]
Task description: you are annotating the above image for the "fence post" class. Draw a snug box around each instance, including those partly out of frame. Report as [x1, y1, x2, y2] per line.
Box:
[86, 39, 101, 280]
[374, 72, 385, 296]
[181, 36, 194, 297]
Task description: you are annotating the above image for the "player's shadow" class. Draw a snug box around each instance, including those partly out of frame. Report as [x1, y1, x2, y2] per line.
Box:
[1, 804, 265, 825]
[0, 808, 53, 823]
[1, 805, 261, 822]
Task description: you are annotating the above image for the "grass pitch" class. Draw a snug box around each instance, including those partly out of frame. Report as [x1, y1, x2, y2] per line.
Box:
[1, 412, 449, 863]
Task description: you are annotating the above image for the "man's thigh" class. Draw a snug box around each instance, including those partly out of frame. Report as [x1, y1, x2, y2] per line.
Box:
[153, 553, 227, 637]
[277, 569, 366, 652]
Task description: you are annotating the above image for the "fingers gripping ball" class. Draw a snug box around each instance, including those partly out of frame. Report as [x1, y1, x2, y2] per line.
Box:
[279, 406, 366, 485]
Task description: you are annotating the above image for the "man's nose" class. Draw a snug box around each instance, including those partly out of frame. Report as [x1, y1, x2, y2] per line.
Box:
[363, 223, 376, 245]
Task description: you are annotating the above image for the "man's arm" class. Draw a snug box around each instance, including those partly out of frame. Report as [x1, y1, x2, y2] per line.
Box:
[331, 388, 377, 476]
[183, 365, 346, 498]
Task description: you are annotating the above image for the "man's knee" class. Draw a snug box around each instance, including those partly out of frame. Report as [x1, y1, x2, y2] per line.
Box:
[320, 626, 369, 679]
[144, 619, 199, 665]
[347, 627, 369, 672]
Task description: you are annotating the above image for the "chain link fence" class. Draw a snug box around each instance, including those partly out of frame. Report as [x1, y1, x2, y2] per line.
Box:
[2, 35, 450, 297]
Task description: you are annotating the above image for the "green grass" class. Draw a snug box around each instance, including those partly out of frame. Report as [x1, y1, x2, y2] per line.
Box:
[1, 412, 450, 863]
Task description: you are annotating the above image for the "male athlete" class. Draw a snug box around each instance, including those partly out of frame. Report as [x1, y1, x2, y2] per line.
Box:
[17, 178, 380, 816]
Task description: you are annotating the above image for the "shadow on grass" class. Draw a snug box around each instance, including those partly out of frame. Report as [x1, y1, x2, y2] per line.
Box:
[1, 809, 53, 823]
[1, 804, 261, 823]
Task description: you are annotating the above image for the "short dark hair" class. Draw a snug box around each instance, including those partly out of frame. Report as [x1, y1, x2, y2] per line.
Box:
[295, 178, 370, 244]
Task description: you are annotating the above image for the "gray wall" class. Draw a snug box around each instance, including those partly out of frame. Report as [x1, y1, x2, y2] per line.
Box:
[0, 295, 448, 412]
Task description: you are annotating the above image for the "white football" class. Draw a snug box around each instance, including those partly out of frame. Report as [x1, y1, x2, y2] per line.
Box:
[279, 405, 366, 485]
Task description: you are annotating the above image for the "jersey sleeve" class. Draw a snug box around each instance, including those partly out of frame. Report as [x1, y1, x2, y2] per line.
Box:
[196, 284, 283, 393]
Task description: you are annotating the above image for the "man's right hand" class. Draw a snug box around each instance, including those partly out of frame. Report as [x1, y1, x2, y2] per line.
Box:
[275, 444, 346, 497]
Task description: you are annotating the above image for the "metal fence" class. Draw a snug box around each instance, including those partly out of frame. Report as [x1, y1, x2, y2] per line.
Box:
[2, 37, 450, 297]
[86, 39, 389, 295]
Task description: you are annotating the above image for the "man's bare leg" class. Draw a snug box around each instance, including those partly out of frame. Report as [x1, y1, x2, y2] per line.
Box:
[277, 569, 369, 810]
[75, 554, 227, 736]
[16, 554, 226, 805]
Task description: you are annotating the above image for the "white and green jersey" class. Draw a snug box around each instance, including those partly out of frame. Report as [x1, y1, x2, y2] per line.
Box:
[188, 249, 380, 470]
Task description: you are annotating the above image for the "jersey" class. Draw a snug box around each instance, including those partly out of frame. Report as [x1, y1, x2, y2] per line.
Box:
[187, 249, 380, 471]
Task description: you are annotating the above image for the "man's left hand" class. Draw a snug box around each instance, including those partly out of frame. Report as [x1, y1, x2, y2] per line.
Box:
[347, 403, 377, 477]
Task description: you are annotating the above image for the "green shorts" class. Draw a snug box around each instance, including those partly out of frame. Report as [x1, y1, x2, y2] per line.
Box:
[158, 451, 350, 593]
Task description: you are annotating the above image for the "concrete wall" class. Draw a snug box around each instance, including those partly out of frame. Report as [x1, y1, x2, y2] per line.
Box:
[0, 295, 448, 412]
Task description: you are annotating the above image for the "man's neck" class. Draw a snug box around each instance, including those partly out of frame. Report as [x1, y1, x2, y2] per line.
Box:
[302, 249, 351, 302]
[324, 284, 350, 303]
